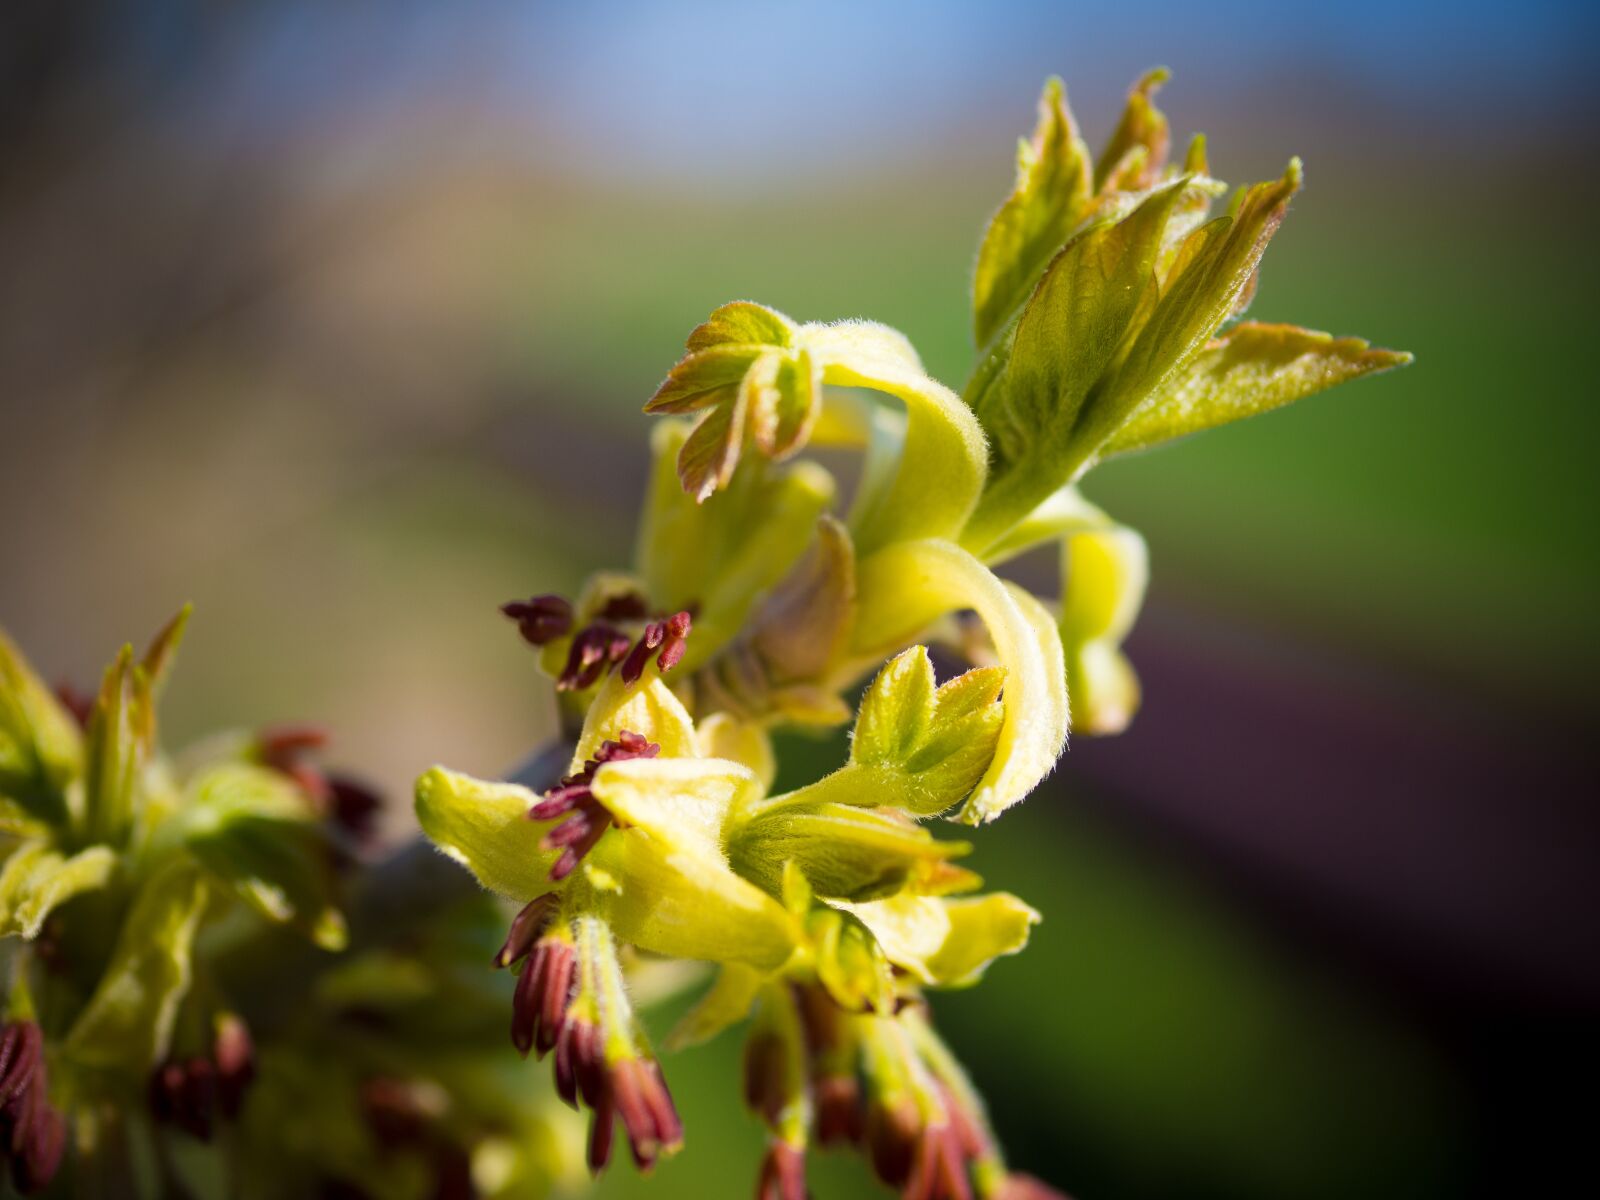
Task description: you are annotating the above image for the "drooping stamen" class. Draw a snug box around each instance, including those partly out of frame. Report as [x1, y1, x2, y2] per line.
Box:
[757, 1139, 810, 1200]
[527, 733, 660, 881]
[742, 982, 813, 1197]
[612, 1057, 684, 1169]
[742, 1029, 791, 1127]
[535, 917, 683, 1175]
[795, 983, 864, 1147]
[509, 927, 577, 1059]
[859, 1010, 971, 1196]
[494, 894, 558, 969]
[865, 1095, 922, 1190]
[501, 594, 574, 646]
[0, 1021, 66, 1194]
[902, 1121, 975, 1200]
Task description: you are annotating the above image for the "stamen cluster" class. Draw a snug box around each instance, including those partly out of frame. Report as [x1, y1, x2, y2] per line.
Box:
[502, 593, 692, 692]
[529, 731, 661, 880]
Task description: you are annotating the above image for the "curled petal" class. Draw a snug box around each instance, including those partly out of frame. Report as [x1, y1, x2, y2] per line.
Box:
[584, 759, 796, 969]
[853, 540, 1068, 822]
[843, 893, 1039, 987]
[414, 769, 557, 902]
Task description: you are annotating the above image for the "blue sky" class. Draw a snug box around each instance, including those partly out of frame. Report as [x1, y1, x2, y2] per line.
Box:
[124, 0, 1597, 182]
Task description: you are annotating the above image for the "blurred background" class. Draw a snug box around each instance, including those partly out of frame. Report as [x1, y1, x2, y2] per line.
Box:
[2, 2, 1596, 1197]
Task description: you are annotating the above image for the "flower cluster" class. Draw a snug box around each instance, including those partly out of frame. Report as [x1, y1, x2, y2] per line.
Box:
[0, 617, 575, 1197]
[0, 65, 1407, 1200]
[418, 69, 1406, 1198]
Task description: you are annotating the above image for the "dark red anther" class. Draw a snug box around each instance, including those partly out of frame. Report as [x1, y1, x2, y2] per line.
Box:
[527, 734, 660, 882]
[794, 983, 862, 1146]
[510, 933, 576, 1059]
[10, 1103, 64, 1195]
[501, 594, 574, 646]
[756, 1140, 810, 1200]
[939, 1084, 988, 1161]
[553, 1020, 579, 1108]
[587, 1093, 617, 1173]
[814, 1075, 863, 1147]
[742, 1030, 789, 1127]
[558, 624, 633, 691]
[0, 1021, 65, 1194]
[656, 610, 692, 674]
[0, 1023, 41, 1106]
[620, 622, 666, 684]
[509, 918, 681, 1180]
[360, 1077, 431, 1148]
[494, 894, 557, 969]
[865, 1097, 922, 1190]
[612, 1057, 683, 1169]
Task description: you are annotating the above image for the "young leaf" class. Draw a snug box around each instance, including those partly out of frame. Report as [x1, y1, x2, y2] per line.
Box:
[1079, 159, 1304, 459]
[686, 299, 798, 353]
[0, 629, 82, 828]
[1094, 68, 1171, 192]
[973, 76, 1092, 348]
[0, 841, 117, 939]
[188, 816, 347, 950]
[131, 604, 191, 749]
[962, 180, 1188, 550]
[1098, 321, 1413, 459]
[64, 860, 210, 1072]
[82, 645, 140, 848]
[849, 647, 1006, 816]
[645, 303, 820, 502]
